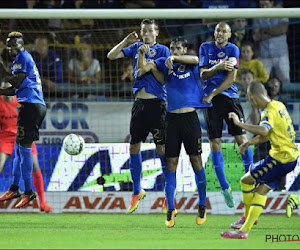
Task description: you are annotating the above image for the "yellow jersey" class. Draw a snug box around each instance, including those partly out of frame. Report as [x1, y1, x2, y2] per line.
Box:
[260, 100, 299, 163]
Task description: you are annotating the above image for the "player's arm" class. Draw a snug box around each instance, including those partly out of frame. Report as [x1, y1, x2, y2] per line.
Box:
[165, 55, 199, 69]
[229, 112, 269, 136]
[107, 32, 140, 60]
[137, 46, 164, 84]
[238, 134, 269, 155]
[202, 68, 237, 104]
[137, 44, 149, 69]
[0, 86, 16, 96]
[200, 56, 233, 80]
[0, 63, 25, 89]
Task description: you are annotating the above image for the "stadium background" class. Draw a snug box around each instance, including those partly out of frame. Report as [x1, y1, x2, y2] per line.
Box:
[0, 1, 299, 215]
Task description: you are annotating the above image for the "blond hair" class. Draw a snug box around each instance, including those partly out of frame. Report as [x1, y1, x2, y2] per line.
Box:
[7, 31, 23, 38]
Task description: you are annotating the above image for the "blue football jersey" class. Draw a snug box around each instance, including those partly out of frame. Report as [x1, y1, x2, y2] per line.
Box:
[11, 50, 45, 106]
[122, 42, 170, 100]
[199, 41, 239, 98]
[155, 57, 212, 112]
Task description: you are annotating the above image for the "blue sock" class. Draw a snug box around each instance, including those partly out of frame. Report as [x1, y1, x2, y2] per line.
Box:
[19, 145, 33, 192]
[194, 168, 206, 206]
[158, 154, 167, 177]
[211, 151, 229, 191]
[241, 146, 253, 173]
[12, 143, 21, 187]
[129, 153, 142, 195]
[164, 170, 176, 210]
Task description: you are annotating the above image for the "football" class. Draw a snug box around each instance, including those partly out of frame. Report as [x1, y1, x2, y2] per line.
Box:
[63, 134, 85, 155]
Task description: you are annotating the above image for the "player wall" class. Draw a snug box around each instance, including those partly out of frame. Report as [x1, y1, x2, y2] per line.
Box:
[37, 101, 300, 144]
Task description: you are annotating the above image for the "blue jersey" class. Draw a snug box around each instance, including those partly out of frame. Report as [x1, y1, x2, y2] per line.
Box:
[155, 57, 212, 112]
[122, 42, 170, 100]
[199, 41, 239, 98]
[11, 50, 45, 106]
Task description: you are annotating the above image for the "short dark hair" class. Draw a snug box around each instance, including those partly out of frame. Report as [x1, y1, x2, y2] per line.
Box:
[140, 19, 158, 30]
[239, 68, 254, 77]
[171, 37, 188, 48]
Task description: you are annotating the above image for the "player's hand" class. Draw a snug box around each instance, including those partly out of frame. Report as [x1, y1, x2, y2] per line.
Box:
[165, 56, 174, 69]
[139, 44, 150, 54]
[202, 93, 214, 104]
[239, 141, 249, 155]
[137, 68, 145, 77]
[216, 56, 234, 71]
[125, 32, 140, 44]
[228, 112, 240, 125]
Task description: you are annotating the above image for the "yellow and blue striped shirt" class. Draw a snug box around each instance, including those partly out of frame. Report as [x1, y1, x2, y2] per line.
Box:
[260, 100, 299, 163]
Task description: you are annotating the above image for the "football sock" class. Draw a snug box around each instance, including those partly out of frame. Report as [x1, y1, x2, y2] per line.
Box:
[129, 153, 142, 195]
[241, 181, 255, 218]
[32, 170, 45, 204]
[164, 170, 176, 210]
[12, 142, 21, 187]
[241, 146, 253, 173]
[211, 151, 229, 191]
[240, 192, 266, 232]
[19, 145, 33, 192]
[194, 168, 206, 206]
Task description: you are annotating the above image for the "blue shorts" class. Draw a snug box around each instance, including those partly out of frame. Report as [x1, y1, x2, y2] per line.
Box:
[250, 155, 298, 189]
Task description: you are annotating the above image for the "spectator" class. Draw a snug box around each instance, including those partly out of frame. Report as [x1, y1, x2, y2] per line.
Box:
[68, 42, 101, 85]
[238, 69, 258, 140]
[238, 68, 254, 99]
[236, 42, 269, 84]
[252, 0, 290, 83]
[119, 62, 134, 98]
[230, 18, 252, 49]
[265, 77, 282, 101]
[202, 0, 235, 41]
[30, 34, 63, 95]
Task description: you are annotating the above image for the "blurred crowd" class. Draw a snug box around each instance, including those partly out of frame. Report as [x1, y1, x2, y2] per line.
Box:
[0, 0, 299, 100]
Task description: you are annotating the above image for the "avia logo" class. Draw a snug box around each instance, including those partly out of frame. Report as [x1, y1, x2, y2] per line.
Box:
[151, 194, 211, 211]
[266, 234, 300, 243]
[64, 194, 126, 210]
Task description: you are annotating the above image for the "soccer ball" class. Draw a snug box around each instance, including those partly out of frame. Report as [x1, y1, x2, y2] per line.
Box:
[63, 134, 85, 155]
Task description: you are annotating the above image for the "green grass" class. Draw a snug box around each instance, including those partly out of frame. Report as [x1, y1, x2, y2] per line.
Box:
[1, 213, 299, 249]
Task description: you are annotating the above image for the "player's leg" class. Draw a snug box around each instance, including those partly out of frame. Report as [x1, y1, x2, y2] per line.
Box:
[286, 194, 300, 218]
[239, 183, 269, 233]
[15, 103, 46, 208]
[230, 172, 256, 229]
[203, 102, 234, 207]
[190, 155, 207, 225]
[227, 98, 253, 173]
[152, 99, 167, 213]
[127, 99, 149, 213]
[164, 112, 181, 227]
[165, 157, 178, 228]
[221, 172, 256, 239]
[183, 110, 207, 225]
[0, 143, 22, 201]
[31, 143, 52, 212]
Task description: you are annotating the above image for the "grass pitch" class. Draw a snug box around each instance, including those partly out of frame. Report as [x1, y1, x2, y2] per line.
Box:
[1, 213, 299, 249]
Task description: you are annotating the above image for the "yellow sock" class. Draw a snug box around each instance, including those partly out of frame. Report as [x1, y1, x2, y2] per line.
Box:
[240, 181, 255, 218]
[240, 192, 267, 232]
